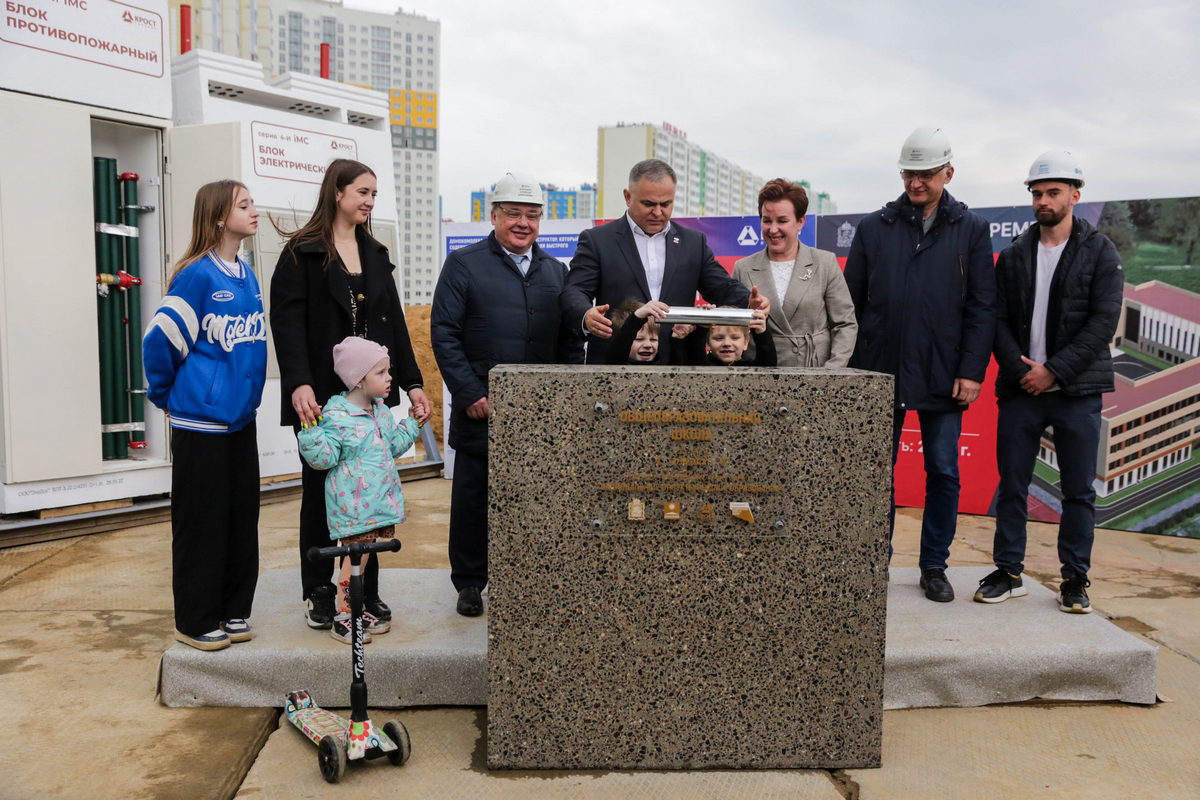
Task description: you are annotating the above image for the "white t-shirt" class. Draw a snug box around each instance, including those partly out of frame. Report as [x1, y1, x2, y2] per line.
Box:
[1029, 240, 1067, 364]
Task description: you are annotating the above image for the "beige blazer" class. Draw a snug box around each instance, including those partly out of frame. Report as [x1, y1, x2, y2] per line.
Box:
[732, 243, 858, 367]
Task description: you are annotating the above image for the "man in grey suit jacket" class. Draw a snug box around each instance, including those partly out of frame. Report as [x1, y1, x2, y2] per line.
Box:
[561, 159, 767, 364]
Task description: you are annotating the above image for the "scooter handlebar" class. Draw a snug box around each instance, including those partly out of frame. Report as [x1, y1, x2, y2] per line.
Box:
[307, 538, 402, 561]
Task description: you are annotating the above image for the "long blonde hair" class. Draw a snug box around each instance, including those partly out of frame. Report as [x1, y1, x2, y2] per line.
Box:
[273, 159, 378, 266]
[171, 179, 245, 282]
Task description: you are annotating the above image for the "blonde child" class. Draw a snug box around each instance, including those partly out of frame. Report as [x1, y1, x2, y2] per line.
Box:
[143, 180, 267, 651]
[297, 337, 421, 644]
[700, 308, 776, 367]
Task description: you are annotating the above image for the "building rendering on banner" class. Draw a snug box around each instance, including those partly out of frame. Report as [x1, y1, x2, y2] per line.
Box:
[1092, 281, 1200, 507]
[470, 184, 598, 222]
[596, 122, 837, 220]
[168, 0, 442, 303]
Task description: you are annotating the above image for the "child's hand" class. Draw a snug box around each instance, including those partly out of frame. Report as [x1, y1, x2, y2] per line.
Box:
[672, 323, 696, 339]
[635, 300, 670, 320]
[749, 308, 768, 333]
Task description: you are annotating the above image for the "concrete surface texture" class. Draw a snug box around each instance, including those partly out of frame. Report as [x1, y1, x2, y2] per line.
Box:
[0, 476, 1196, 799]
[487, 366, 891, 769]
[159, 569, 487, 708]
[884, 566, 1157, 708]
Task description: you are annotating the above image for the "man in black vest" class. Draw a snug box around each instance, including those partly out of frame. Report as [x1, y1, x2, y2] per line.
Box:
[975, 150, 1123, 614]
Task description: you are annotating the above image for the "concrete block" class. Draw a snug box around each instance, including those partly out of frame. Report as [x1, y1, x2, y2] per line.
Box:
[486, 366, 894, 769]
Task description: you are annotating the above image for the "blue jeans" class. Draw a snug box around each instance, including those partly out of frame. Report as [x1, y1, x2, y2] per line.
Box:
[891, 409, 963, 571]
[993, 392, 1101, 579]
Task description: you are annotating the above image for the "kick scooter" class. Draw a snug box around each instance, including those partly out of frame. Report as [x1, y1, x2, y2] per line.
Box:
[285, 538, 411, 783]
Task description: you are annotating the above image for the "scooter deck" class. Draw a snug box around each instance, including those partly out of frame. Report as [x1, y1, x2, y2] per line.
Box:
[285, 690, 398, 760]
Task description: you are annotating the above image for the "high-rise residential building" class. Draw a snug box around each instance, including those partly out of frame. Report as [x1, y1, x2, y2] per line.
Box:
[470, 183, 598, 222]
[168, 0, 273, 63]
[597, 122, 836, 219]
[798, 181, 838, 215]
[168, 0, 441, 303]
[598, 122, 763, 220]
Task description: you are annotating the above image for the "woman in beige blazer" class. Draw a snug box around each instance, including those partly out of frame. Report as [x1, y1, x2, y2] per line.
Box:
[732, 178, 857, 367]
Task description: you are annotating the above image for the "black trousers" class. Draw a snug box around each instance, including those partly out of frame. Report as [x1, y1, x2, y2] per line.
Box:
[449, 449, 488, 591]
[298, 442, 382, 601]
[171, 423, 260, 637]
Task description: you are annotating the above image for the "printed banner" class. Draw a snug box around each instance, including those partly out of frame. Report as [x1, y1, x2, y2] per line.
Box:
[250, 121, 358, 185]
[0, 0, 170, 117]
[444, 197, 1200, 538]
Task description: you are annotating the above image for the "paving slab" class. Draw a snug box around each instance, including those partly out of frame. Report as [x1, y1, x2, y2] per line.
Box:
[237, 708, 847, 799]
[884, 567, 1158, 708]
[159, 568, 487, 708]
[851, 646, 1200, 800]
[159, 567, 1157, 713]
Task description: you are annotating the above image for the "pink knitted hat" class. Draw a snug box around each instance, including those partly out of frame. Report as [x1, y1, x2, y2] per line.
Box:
[333, 336, 390, 389]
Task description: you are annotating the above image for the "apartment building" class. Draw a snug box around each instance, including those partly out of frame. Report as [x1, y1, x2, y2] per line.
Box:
[470, 183, 598, 222]
[170, 0, 441, 302]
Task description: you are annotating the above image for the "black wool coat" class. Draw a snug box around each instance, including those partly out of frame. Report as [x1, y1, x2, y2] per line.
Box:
[269, 227, 423, 428]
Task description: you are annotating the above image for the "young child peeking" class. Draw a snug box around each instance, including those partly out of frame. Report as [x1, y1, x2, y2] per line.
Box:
[607, 299, 662, 364]
[297, 337, 421, 645]
[702, 309, 777, 367]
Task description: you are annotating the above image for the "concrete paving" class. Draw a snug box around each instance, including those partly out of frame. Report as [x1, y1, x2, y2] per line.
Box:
[159, 565, 1157, 712]
[2, 476, 1199, 799]
[160, 568, 487, 708]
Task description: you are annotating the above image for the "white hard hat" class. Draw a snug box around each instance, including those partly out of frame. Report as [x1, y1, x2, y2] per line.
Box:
[492, 172, 543, 205]
[1025, 150, 1085, 188]
[897, 126, 953, 169]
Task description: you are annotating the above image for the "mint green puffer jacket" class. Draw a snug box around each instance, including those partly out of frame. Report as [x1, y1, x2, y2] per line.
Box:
[297, 393, 421, 540]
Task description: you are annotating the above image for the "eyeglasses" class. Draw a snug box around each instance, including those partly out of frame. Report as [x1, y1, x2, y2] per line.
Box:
[900, 166, 947, 184]
[496, 205, 543, 222]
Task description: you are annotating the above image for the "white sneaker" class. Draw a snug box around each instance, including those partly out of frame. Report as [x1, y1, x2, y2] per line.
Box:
[220, 619, 254, 642]
[329, 614, 372, 645]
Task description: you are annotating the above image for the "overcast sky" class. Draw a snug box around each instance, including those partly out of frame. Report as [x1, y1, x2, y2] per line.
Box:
[347, 0, 1199, 221]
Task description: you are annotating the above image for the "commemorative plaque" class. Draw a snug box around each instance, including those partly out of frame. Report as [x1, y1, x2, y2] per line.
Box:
[487, 365, 893, 769]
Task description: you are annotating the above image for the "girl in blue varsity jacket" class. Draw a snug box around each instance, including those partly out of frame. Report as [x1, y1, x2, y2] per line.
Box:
[143, 180, 268, 652]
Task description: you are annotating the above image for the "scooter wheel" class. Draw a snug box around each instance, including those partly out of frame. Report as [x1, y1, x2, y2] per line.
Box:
[383, 720, 411, 766]
[318, 734, 347, 782]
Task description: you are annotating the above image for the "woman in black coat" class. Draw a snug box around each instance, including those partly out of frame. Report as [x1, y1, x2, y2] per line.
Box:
[270, 158, 431, 632]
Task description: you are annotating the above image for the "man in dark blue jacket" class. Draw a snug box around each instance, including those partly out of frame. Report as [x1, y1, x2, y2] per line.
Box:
[844, 127, 996, 603]
[431, 172, 584, 616]
[974, 151, 1122, 614]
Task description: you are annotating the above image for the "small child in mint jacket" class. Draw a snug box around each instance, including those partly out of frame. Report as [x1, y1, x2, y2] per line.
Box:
[297, 337, 421, 644]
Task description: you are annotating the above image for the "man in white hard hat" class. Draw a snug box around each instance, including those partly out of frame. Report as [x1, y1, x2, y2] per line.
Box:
[561, 158, 769, 363]
[431, 172, 584, 616]
[974, 151, 1122, 614]
[844, 126, 996, 603]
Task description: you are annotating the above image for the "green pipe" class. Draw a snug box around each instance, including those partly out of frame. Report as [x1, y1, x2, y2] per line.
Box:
[118, 172, 144, 453]
[95, 157, 124, 458]
[94, 157, 117, 459]
[104, 159, 129, 454]
[121, 174, 147, 452]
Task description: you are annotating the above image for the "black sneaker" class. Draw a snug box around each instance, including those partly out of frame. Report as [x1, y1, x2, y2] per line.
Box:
[365, 596, 392, 621]
[305, 584, 336, 629]
[973, 568, 1028, 604]
[456, 586, 484, 617]
[919, 568, 955, 602]
[1058, 573, 1093, 614]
